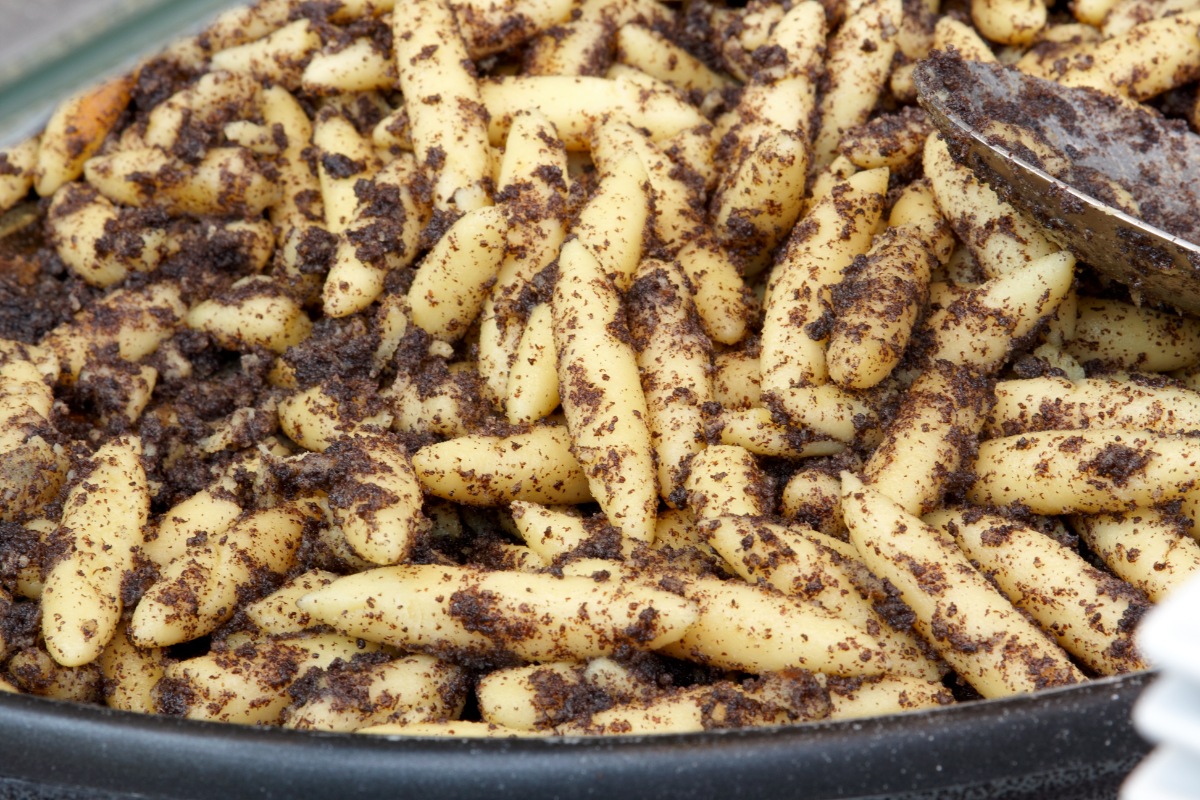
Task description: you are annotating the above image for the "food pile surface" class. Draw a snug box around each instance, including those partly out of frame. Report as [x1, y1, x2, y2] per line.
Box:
[0, 0, 1196, 736]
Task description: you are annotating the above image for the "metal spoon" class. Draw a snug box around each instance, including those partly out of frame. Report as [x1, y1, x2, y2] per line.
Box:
[913, 51, 1200, 315]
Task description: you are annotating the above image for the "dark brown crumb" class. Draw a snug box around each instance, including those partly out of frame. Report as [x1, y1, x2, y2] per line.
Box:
[1079, 443, 1152, 487]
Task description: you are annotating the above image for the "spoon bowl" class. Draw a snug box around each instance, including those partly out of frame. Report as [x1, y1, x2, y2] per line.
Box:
[913, 51, 1200, 315]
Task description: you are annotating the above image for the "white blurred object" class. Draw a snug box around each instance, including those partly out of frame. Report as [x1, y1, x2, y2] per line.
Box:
[1122, 577, 1200, 799]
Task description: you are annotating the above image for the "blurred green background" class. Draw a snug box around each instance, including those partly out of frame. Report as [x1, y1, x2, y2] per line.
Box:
[0, 0, 233, 146]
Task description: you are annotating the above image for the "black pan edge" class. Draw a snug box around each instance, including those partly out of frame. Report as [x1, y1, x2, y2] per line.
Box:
[0, 672, 1153, 800]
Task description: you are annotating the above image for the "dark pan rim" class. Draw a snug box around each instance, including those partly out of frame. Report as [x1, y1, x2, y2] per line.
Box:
[0, 671, 1153, 800]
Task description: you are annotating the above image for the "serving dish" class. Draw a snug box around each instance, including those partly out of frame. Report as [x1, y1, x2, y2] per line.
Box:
[0, 672, 1150, 800]
[0, 1, 1173, 798]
